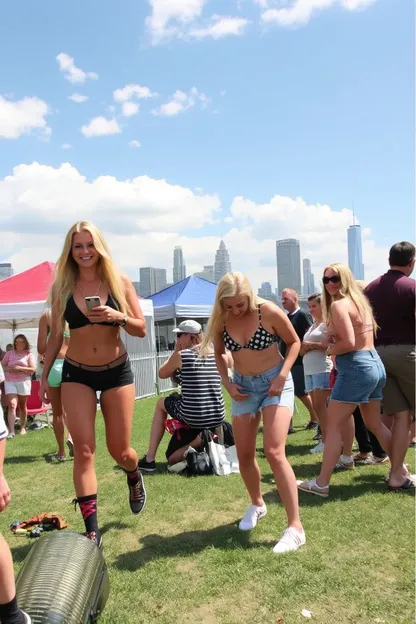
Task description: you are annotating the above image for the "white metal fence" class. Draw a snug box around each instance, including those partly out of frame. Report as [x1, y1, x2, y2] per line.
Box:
[130, 350, 176, 400]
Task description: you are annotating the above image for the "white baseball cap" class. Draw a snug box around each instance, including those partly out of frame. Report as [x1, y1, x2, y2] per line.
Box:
[172, 320, 202, 335]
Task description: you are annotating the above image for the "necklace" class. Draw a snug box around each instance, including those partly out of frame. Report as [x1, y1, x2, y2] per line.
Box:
[77, 280, 102, 299]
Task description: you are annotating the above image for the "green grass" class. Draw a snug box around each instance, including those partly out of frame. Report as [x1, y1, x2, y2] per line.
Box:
[2, 396, 415, 624]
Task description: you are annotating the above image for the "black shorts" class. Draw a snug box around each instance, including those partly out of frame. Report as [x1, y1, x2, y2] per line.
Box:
[61, 357, 133, 394]
[291, 364, 307, 397]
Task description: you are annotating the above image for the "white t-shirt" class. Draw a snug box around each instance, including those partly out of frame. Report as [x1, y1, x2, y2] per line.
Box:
[303, 323, 333, 375]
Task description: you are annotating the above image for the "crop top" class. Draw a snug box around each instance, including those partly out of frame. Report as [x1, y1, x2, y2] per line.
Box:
[64, 294, 120, 330]
[223, 305, 279, 352]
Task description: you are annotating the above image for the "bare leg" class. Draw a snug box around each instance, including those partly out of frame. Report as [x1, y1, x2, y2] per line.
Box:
[311, 389, 330, 441]
[298, 394, 318, 424]
[17, 395, 28, 431]
[263, 405, 302, 531]
[145, 398, 168, 462]
[0, 534, 16, 604]
[61, 383, 97, 496]
[385, 410, 411, 487]
[317, 400, 356, 486]
[341, 415, 355, 456]
[48, 386, 65, 456]
[410, 420, 415, 444]
[232, 412, 263, 506]
[101, 384, 138, 471]
[6, 395, 17, 435]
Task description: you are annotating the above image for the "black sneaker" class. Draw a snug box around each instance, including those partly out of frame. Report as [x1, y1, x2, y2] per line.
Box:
[83, 530, 103, 549]
[127, 471, 147, 515]
[66, 438, 74, 458]
[313, 426, 322, 441]
[305, 421, 319, 430]
[138, 454, 156, 473]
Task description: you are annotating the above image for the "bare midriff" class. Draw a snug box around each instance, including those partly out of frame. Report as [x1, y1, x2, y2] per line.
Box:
[66, 325, 127, 366]
[231, 344, 284, 376]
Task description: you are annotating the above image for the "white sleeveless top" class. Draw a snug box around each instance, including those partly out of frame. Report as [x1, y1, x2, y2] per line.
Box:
[303, 323, 333, 375]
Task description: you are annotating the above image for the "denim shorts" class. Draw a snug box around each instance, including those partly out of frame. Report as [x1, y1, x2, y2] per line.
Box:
[232, 364, 294, 417]
[331, 350, 386, 404]
[305, 372, 331, 393]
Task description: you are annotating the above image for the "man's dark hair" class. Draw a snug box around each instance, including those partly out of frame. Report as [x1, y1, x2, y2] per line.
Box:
[307, 293, 321, 303]
[388, 241, 415, 267]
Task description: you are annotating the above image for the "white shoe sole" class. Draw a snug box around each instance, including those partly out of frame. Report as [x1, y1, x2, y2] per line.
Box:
[296, 480, 329, 498]
[238, 508, 267, 531]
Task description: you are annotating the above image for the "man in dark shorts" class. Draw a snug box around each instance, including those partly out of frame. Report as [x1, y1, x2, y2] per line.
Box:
[365, 241, 415, 490]
[280, 289, 318, 431]
[138, 320, 225, 471]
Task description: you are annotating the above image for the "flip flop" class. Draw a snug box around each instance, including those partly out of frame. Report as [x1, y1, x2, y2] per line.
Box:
[388, 477, 416, 492]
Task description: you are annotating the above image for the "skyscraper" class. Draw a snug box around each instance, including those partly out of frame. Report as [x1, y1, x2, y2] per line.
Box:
[348, 224, 364, 280]
[302, 258, 314, 295]
[194, 265, 215, 282]
[276, 239, 301, 295]
[214, 240, 232, 284]
[0, 263, 13, 281]
[139, 267, 167, 298]
[173, 246, 186, 283]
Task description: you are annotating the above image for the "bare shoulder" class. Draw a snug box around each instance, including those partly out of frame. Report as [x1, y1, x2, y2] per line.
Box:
[331, 298, 351, 316]
[120, 273, 133, 288]
[259, 301, 284, 318]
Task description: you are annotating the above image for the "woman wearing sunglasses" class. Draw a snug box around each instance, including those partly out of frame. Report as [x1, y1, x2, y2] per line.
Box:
[297, 263, 392, 498]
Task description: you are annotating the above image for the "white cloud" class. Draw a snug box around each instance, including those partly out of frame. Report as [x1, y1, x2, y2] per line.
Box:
[152, 87, 211, 116]
[0, 96, 51, 140]
[128, 140, 141, 148]
[261, 0, 378, 27]
[146, 0, 206, 43]
[61, 143, 72, 149]
[188, 15, 249, 39]
[81, 116, 121, 137]
[113, 84, 158, 102]
[68, 93, 89, 103]
[122, 102, 140, 117]
[56, 53, 98, 84]
[0, 162, 390, 290]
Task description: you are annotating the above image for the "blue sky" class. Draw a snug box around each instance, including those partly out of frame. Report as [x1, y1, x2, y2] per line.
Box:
[0, 0, 414, 289]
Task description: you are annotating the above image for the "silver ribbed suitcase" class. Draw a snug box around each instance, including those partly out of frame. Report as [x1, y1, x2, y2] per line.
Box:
[16, 532, 109, 623]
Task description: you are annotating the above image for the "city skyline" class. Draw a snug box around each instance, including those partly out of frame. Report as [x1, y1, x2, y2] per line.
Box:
[214, 240, 232, 284]
[173, 246, 186, 284]
[0, 263, 13, 281]
[276, 239, 302, 295]
[348, 223, 365, 281]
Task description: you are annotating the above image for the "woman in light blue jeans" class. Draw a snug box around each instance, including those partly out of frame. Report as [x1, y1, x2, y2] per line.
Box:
[298, 264, 392, 499]
[201, 272, 306, 555]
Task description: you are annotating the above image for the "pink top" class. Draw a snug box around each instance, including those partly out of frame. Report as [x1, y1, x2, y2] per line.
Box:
[2, 350, 35, 382]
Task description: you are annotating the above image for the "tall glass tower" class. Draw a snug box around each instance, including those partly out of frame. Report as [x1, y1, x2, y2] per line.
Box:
[214, 240, 232, 284]
[347, 224, 364, 280]
[276, 239, 302, 295]
[173, 246, 186, 283]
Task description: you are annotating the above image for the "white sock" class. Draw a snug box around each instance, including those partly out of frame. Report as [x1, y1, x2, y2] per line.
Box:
[314, 479, 328, 489]
[341, 455, 353, 463]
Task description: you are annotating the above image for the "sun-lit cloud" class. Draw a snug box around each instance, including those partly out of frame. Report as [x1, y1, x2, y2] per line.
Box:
[0, 95, 51, 140]
[56, 53, 98, 84]
[151, 87, 211, 116]
[81, 116, 121, 137]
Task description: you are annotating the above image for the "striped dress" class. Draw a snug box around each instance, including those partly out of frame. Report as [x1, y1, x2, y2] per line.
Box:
[178, 348, 225, 429]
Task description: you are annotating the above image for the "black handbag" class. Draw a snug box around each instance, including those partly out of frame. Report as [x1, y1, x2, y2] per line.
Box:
[186, 430, 213, 476]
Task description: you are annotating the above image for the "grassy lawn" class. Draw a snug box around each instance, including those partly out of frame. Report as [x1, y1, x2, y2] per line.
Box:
[2, 395, 414, 624]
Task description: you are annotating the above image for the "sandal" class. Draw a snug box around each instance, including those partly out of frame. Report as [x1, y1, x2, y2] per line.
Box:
[388, 477, 416, 492]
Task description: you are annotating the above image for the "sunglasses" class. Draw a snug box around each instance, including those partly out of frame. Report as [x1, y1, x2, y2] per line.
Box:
[176, 333, 185, 338]
[323, 276, 341, 285]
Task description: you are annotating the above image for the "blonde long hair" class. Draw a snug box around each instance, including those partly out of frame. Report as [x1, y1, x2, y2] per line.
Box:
[200, 271, 258, 357]
[322, 263, 377, 332]
[50, 221, 129, 326]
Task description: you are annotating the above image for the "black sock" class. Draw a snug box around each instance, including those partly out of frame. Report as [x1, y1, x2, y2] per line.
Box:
[0, 597, 26, 624]
[125, 464, 140, 486]
[77, 493, 99, 534]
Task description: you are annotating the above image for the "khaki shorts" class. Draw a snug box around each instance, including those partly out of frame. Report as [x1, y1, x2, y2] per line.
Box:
[376, 344, 415, 415]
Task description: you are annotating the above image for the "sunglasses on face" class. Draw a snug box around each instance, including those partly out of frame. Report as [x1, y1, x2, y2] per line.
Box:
[323, 276, 341, 285]
[176, 333, 185, 339]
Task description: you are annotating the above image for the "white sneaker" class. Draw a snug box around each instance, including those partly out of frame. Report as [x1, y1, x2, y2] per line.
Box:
[238, 504, 267, 531]
[21, 610, 31, 623]
[7, 433, 15, 439]
[310, 441, 325, 454]
[273, 527, 306, 554]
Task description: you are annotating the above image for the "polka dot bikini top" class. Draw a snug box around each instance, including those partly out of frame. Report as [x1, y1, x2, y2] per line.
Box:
[223, 305, 279, 352]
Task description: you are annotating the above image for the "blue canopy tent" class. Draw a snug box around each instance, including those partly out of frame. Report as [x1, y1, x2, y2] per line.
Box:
[147, 275, 217, 322]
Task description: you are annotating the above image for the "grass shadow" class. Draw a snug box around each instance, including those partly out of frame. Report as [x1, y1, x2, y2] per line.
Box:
[10, 542, 33, 563]
[5, 456, 39, 465]
[101, 521, 130, 535]
[43, 453, 70, 464]
[114, 522, 269, 572]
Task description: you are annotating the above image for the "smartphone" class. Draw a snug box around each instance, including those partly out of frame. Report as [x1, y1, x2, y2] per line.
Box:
[85, 296, 101, 312]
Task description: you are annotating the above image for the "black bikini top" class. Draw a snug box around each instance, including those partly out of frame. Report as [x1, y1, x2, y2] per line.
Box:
[64, 294, 120, 330]
[223, 305, 279, 352]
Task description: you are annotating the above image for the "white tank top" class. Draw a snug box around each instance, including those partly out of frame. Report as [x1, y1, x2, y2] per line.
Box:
[303, 323, 333, 375]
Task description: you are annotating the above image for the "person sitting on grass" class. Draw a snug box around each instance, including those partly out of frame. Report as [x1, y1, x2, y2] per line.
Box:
[139, 320, 225, 471]
[0, 398, 31, 623]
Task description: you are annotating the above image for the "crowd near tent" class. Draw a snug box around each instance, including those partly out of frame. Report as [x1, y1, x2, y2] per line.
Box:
[0, 262, 156, 399]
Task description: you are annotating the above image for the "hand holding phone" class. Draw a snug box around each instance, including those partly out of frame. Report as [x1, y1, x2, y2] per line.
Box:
[85, 296, 101, 312]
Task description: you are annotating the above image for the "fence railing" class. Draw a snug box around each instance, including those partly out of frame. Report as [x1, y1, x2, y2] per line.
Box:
[129, 350, 176, 400]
